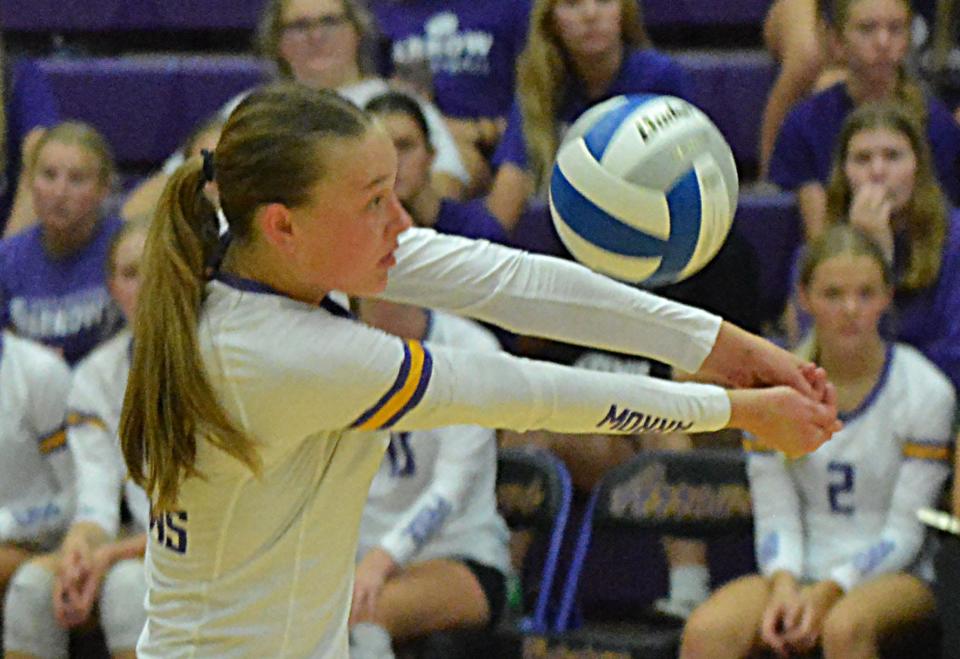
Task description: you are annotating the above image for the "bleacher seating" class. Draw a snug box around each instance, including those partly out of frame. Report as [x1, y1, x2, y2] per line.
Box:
[532, 449, 755, 659]
[31, 49, 775, 174]
[0, 0, 265, 32]
[677, 49, 776, 178]
[2, 0, 768, 33]
[643, 0, 770, 28]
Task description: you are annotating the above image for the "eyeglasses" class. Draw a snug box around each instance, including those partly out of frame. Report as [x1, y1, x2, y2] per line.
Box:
[280, 13, 350, 40]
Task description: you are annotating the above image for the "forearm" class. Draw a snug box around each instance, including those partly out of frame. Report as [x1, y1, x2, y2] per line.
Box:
[830, 460, 949, 590]
[398, 346, 730, 435]
[104, 533, 147, 563]
[748, 453, 805, 575]
[384, 228, 722, 374]
[380, 428, 490, 564]
[0, 492, 75, 544]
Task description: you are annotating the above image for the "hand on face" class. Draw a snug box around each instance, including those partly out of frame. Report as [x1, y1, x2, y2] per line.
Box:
[849, 183, 894, 258]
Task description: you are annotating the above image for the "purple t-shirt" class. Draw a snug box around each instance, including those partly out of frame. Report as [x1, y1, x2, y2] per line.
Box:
[370, 0, 531, 119]
[492, 47, 695, 170]
[0, 216, 124, 365]
[434, 197, 508, 244]
[788, 208, 960, 391]
[1, 59, 60, 230]
[769, 82, 960, 205]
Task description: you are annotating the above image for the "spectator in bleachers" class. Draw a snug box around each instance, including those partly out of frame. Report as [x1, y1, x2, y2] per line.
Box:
[369, 0, 532, 197]
[768, 0, 960, 240]
[759, 0, 845, 178]
[121, 113, 224, 223]
[0, 121, 124, 366]
[681, 224, 954, 659]
[350, 296, 510, 659]
[4, 221, 150, 659]
[485, 0, 693, 231]
[257, 0, 470, 199]
[0, 332, 72, 632]
[0, 31, 60, 238]
[366, 91, 507, 244]
[785, 102, 960, 391]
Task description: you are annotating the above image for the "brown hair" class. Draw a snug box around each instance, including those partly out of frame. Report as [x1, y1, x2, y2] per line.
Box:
[517, 0, 651, 190]
[255, 0, 378, 81]
[799, 223, 894, 288]
[825, 101, 947, 291]
[120, 83, 371, 511]
[30, 120, 116, 188]
[796, 224, 893, 360]
[823, 0, 927, 122]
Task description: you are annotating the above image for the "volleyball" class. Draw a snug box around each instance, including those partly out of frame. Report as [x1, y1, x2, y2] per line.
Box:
[549, 94, 738, 286]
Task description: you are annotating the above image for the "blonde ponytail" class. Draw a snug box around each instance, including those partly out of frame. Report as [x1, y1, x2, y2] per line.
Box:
[121, 158, 260, 512]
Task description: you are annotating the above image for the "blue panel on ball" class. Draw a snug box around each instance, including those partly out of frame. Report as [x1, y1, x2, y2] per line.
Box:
[582, 94, 659, 161]
[648, 168, 702, 285]
[550, 166, 667, 258]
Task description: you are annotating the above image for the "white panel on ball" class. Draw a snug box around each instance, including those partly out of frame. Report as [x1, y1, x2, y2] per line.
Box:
[549, 94, 738, 286]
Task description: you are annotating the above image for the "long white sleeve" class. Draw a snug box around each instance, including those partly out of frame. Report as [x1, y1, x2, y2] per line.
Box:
[0, 341, 74, 544]
[377, 425, 490, 566]
[393, 344, 731, 435]
[382, 228, 722, 374]
[829, 454, 950, 591]
[68, 418, 125, 539]
[746, 443, 805, 578]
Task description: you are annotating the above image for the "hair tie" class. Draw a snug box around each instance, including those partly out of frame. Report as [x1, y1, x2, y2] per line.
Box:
[201, 149, 216, 183]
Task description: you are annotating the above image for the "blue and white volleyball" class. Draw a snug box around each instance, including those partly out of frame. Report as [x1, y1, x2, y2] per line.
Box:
[549, 94, 738, 286]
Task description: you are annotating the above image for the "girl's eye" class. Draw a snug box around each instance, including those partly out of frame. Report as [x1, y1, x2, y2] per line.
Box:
[369, 195, 384, 209]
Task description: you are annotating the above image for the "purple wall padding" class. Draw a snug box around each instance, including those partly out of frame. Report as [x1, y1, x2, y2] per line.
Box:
[1, 0, 266, 31]
[643, 0, 772, 27]
[36, 56, 271, 164]
[676, 50, 777, 175]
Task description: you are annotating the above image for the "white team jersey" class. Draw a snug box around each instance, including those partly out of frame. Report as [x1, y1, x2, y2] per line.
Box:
[0, 331, 73, 548]
[746, 344, 955, 591]
[358, 311, 511, 574]
[67, 329, 150, 537]
[138, 228, 731, 659]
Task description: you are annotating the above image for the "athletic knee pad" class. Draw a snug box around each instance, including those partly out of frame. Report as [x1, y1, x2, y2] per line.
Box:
[3, 561, 68, 659]
[99, 558, 147, 652]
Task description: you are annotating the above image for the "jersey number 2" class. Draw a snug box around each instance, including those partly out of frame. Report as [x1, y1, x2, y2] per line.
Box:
[828, 462, 855, 515]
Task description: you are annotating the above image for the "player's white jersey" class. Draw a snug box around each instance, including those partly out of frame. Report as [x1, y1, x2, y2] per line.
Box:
[67, 329, 150, 537]
[0, 331, 73, 548]
[358, 311, 511, 574]
[138, 229, 732, 659]
[746, 343, 955, 591]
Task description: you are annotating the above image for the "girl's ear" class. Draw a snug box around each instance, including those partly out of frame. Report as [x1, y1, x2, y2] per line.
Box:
[256, 202, 296, 256]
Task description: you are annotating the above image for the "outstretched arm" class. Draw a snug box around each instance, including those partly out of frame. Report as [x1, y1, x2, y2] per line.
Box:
[384, 228, 837, 399]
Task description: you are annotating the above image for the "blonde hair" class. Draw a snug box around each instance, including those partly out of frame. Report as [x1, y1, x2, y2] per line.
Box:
[824, 0, 927, 122]
[825, 101, 947, 291]
[30, 121, 116, 188]
[120, 83, 371, 511]
[796, 224, 893, 360]
[517, 0, 651, 189]
[255, 0, 378, 80]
